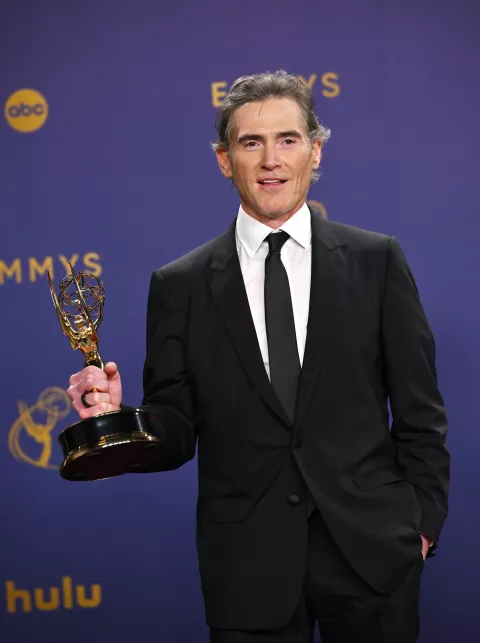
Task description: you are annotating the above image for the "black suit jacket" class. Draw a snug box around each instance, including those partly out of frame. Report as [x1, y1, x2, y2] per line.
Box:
[137, 210, 450, 630]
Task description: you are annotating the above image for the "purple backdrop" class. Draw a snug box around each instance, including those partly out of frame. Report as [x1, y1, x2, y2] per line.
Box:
[1, 1, 479, 641]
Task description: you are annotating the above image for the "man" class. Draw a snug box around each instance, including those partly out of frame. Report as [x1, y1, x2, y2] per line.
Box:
[67, 70, 450, 642]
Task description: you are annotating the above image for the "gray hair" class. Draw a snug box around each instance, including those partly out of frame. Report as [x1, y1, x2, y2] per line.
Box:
[212, 69, 331, 183]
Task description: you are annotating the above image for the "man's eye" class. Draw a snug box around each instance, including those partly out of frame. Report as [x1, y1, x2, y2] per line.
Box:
[245, 141, 258, 148]
[283, 138, 296, 145]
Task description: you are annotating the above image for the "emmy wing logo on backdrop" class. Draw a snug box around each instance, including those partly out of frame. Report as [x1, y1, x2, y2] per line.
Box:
[4, 89, 48, 133]
[8, 387, 72, 470]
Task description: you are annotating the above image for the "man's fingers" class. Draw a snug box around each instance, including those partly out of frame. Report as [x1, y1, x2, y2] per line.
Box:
[81, 392, 111, 407]
[67, 377, 109, 399]
[67, 374, 110, 416]
[67, 363, 121, 418]
[69, 365, 105, 388]
[78, 403, 117, 420]
[84, 380, 109, 393]
[70, 388, 109, 414]
[104, 362, 119, 377]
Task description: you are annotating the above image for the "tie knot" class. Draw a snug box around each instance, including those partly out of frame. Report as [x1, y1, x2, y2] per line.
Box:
[267, 230, 290, 254]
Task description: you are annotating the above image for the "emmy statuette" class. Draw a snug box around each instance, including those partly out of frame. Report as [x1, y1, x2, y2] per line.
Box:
[47, 265, 163, 481]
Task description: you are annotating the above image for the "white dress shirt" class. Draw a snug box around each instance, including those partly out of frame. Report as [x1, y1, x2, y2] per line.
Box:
[235, 203, 312, 380]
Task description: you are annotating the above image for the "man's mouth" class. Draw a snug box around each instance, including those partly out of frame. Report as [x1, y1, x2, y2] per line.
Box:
[257, 179, 288, 189]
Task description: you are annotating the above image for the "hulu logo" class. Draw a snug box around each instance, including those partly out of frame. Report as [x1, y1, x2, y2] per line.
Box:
[5, 577, 102, 613]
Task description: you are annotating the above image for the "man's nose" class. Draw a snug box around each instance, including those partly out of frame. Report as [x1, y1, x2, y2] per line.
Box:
[261, 143, 281, 170]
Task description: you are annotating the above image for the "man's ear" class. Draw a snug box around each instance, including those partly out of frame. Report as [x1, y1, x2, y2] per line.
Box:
[216, 147, 233, 179]
[311, 139, 322, 170]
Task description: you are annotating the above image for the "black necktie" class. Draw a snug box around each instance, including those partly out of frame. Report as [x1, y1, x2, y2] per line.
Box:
[264, 231, 301, 422]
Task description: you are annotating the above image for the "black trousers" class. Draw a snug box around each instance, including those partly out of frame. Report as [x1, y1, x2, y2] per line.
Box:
[210, 510, 424, 643]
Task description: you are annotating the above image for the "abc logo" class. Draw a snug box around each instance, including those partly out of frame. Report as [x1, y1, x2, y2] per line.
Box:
[4, 89, 48, 133]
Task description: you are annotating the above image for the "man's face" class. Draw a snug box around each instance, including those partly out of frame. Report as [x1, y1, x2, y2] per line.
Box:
[216, 97, 321, 227]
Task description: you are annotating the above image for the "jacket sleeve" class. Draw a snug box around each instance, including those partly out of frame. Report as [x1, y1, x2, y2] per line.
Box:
[133, 268, 197, 472]
[381, 237, 450, 552]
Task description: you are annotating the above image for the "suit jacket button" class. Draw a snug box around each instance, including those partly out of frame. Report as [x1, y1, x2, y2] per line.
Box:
[288, 494, 300, 505]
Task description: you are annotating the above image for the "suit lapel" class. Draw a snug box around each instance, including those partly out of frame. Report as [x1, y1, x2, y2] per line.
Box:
[294, 211, 346, 434]
[207, 221, 292, 428]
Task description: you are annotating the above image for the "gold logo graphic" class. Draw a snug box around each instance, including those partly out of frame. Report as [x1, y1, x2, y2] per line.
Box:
[8, 387, 72, 469]
[211, 73, 341, 107]
[0, 252, 103, 286]
[307, 200, 328, 219]
[5, 577, 102, 613]
[5, 89, 48, 133]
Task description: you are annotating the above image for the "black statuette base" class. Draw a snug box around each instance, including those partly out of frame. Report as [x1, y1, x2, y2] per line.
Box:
[58, 409, 163, 481]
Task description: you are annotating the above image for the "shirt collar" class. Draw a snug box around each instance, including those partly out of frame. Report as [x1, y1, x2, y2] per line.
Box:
[236, 202, 311, 258]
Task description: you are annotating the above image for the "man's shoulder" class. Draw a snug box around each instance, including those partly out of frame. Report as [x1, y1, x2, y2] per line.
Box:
[315, 217, 391, 251]
[153, 225, 233, 280]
